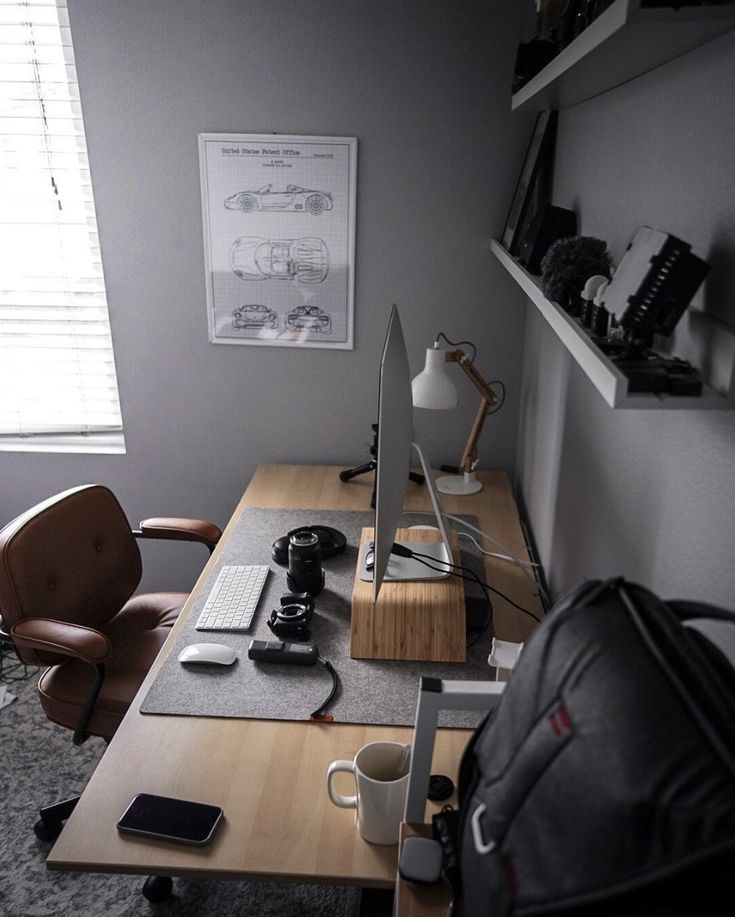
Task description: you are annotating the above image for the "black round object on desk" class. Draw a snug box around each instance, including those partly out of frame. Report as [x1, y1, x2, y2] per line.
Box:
[427, 774, 454, 802]
[271, 525, 347, 564]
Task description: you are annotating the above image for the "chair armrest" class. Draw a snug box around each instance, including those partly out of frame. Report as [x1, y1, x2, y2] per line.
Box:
[11, 619, 110, 667]
[137, 517, 221, 549]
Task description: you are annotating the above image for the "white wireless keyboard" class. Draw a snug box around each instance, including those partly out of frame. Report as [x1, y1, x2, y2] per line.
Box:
[195, 564, 270, 632]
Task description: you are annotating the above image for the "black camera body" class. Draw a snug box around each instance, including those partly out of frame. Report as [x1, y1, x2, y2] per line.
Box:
[267, 592, 315, 641]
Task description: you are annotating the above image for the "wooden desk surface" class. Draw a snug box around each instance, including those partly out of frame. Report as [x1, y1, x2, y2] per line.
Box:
[48, 464, 542, 886]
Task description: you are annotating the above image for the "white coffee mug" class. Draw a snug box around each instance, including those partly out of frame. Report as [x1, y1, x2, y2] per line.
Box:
[326, 741, 411, 845]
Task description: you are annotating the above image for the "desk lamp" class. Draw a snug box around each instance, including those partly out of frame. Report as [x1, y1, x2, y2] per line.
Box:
[411, 334, 499, 496]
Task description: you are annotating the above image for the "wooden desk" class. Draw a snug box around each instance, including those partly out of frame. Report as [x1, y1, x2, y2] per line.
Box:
[47, 464, 542, 887]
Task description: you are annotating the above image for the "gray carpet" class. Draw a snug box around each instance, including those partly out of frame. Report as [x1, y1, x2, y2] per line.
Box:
[0, 659, 360, 917]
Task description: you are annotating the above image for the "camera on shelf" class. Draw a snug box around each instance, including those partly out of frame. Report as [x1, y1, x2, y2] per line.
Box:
[267, 592, 315, 641]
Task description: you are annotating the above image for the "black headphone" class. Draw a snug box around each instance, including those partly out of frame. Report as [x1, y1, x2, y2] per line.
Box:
[271, 525, 347, 565]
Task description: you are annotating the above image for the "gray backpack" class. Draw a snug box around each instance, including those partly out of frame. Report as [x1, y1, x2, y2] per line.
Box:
[457, 578, 735, 915]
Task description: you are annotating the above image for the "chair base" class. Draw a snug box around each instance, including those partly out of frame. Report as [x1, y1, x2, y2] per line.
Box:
[142, 876, 174, 902]
[34, 797, 173, 903]
[34, 795, 79, 842]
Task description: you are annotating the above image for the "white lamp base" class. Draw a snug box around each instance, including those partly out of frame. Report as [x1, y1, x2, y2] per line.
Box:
[436, 472, 483, 496]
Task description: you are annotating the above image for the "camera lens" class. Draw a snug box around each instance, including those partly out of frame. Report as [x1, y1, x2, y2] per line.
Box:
[280, 603, 305, 620]
[287, 531, 324, 596]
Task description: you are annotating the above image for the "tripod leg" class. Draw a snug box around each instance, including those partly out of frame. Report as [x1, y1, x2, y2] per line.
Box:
[339, 461, 377, 482]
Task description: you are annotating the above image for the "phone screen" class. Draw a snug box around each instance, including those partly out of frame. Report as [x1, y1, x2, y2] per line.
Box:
[117, 793, 223, 846]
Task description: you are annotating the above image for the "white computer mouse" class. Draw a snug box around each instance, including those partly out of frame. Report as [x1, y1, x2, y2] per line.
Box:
[178, 643, 237, 666]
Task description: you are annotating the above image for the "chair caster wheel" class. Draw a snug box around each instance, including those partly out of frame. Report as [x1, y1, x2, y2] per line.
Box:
[34, 818, 62, 842]
[142, 875, 173, 902]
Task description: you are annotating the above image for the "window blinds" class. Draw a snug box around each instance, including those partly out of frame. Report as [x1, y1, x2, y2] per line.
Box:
[0, 0, 123, 436]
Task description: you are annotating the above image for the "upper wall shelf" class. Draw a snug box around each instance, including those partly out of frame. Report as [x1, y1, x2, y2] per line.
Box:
[490, 239, 731, 410]
[511, 0, 735, 111]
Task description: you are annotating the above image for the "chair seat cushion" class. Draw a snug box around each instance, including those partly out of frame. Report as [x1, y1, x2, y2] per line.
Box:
[38, 592, 186, 739]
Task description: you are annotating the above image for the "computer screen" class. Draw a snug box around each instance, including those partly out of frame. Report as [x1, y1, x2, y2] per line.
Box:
[362, 305, 452, 602]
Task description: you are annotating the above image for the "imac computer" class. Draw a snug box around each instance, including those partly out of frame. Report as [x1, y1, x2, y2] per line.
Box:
[359, 305, 454, 602]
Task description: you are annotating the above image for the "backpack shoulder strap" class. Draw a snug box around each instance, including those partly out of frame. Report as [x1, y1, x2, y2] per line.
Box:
[616, 580, 735, 778]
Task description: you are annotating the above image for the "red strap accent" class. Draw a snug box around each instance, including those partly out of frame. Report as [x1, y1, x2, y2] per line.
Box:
[310, 713, 334, 723]
[503, 856, 519, 895]
[549, 704, 572, 737]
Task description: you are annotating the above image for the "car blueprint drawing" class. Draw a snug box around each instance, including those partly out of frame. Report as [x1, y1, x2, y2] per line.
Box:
[224, 184, 333, 216]
[232, 304, 279, 330]
[285, 305, 332, 334]
[229, 237, 329, 283]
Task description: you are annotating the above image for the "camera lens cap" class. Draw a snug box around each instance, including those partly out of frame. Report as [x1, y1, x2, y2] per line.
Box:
[427, 774, 454, 802]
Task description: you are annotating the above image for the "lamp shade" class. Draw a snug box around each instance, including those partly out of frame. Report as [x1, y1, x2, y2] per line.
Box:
[411, 348, 459, 409]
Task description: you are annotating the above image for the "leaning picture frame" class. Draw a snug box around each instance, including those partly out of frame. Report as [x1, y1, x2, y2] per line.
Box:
[501, 111, 556, 256]
[198, 133, 357, 349]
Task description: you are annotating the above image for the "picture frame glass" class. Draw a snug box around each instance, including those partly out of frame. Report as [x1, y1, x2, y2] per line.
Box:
[501, 111, 556, 255]
[199, 133, 357, 350]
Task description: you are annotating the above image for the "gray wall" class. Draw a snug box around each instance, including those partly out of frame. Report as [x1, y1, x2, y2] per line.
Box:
[517, 31, 735, 608]
[1, 0, 532, 590]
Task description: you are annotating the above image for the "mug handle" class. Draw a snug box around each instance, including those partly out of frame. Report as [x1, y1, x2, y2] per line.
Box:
[326, 759, 357, 808]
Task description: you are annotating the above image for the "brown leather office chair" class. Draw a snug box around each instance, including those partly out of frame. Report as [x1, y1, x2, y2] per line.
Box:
[0, 483, 221, 843]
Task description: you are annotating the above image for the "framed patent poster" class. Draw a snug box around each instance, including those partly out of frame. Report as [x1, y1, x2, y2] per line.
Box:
[199, 133, 357, 349]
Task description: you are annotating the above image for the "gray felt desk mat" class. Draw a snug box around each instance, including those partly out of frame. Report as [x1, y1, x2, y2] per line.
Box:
[140, 508, 497, 729]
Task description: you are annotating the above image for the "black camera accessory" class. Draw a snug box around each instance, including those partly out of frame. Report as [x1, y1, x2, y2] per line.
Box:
[271, 525, 346, 565]
[428, 774, 455, 802]
[286, 530, 325, 596]
[247, 639, 340, 720]
[590, 302, 610, 337]
[248, 639, 319, 665]
[267, 592, 315, 641]
[432, 804, 461, 899]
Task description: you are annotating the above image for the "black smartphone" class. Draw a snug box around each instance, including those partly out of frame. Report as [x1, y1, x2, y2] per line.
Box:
[117, 793, 223, 846]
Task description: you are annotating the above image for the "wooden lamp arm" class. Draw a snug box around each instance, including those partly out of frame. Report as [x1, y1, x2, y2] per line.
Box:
[446, 349, 497, 473]
[446, 349, 498, 406]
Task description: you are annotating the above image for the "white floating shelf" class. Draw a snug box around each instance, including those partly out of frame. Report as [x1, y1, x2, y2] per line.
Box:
[490, 239, 731, 410]
[512, 0, 735, 111]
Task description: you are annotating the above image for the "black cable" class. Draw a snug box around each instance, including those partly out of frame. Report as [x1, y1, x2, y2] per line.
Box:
[408, 554, 493, 646]
[311, 657, 340, 718]
[399, 549, 494, 646]
[0, 640, 35, 684]
[409, 551, 542, 625]
[485, 379, 506, 415]
[435, 332, 476, 364]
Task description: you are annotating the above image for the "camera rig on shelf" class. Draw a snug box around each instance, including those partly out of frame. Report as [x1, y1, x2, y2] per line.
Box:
[594, 228, 710, 396]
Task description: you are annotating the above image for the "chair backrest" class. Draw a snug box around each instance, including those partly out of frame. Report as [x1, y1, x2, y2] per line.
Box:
[0, 485, 142, 664]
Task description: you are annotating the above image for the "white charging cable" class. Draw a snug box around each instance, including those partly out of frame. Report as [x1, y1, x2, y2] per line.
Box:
[411, 511, 549, 607]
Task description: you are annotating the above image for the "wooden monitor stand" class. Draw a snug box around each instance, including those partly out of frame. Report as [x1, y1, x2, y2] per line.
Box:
[350, 527, 466, 662]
